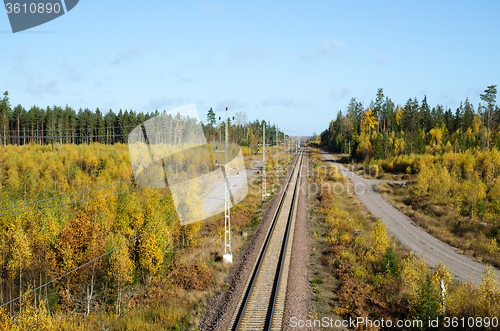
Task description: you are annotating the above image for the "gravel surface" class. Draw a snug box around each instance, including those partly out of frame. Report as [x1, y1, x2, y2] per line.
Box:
[281, 151, 313, 330]
[198, 156, 299, 331]
[321, 150, 500, 285]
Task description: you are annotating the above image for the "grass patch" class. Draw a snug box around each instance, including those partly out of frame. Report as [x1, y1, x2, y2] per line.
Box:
[310, 277, 324, 287]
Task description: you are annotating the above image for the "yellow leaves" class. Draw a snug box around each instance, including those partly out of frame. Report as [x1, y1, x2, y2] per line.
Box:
[0, 307, 13, 331]
[447, 266, 500, 319]
[329, 165, 340, 181]
[339, 232, 350, 245]
[482, 149, 500, 185]
[333, 304, 350, 316]
[241, 146, 252, 156]
[7, 228, 32, 276]
[483, 239, 499, 255]
[429, 164, 452, 199]
[351, 265, 367, 278]
[395, 106, 403, 126]
[400, 253, 428, 295]
[415, 162, 432, 195]
[456, 179, 487, 219]
[324, 206, 355, 235]
[362, 108, 377, 133]
[465, 126, 473, 138]
[369, 220, 388, 258]
[462, 152, 476, 180]
[429, 127, 443, 147]
[433, 261, 452, 288]
[109, 235, 134, 287]
[489, 178, 500, 204]
[391, 136, 405, 156]
[138, 232, 163, 281]
[444, 141, 453, 153]
[247, 127, 257, 150]
[356, 132, 373, 160]
[447, 278, 476, 317]
[10, 294, 53, 331]
[426, 125, 452, 154]
[477, 265, 500, 316]
[472, 113, 483, 135]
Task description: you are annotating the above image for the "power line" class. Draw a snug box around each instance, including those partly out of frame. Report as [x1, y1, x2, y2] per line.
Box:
[0, 124, 202, 140]
[0, 183, 149, 217]
[0, 170, 265, 309]
[104, 235, 222, 330]
[0, 186, 205, 310]
[153, 250, 220, 331]
[0, 124, 138, 134]
[0, 151, 209, 213]
[0, 118, 204, 134]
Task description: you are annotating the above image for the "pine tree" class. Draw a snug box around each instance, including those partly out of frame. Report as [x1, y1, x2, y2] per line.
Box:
[0, 92, 11, 146]
[480, 85, 497, 150]
[374, 88, 384, 133]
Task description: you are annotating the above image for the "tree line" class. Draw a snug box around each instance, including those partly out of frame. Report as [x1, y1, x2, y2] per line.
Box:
[320, 86, 498, 160]
[0, 92, 287, 149]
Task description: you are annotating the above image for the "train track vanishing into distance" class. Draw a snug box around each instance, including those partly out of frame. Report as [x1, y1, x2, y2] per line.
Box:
[228, 149, 304, 331]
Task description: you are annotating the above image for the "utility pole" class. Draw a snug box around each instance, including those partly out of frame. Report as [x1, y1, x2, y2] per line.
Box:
[224, 108, 231, 263]
[276, 127, 279, 178]
[289, 133, 292, 161]
[263, 123, 266, 200]
[259, 122, 270, 201]
[215, 107, 239, 263]
[284, 132, 287, 165]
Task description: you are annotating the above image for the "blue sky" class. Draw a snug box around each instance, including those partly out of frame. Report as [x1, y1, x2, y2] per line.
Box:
[1, 1, 499, 135]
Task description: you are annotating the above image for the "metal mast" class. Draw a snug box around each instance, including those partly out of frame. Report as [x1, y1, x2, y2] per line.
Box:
[263, 122, 266, 200]
[259, 122, 270, 201]
[223, 107, 232, 263]
[275, 127, 279, 178]
[215, 107, 235, 263]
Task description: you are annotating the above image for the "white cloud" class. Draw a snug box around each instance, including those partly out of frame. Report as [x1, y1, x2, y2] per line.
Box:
[299, 39, 345, 61]
[466, 86, 483, 97]
[145, 97, 190, 111]
[230, 46, 253, 61]
[202, 3, 220, 14]
[260, 97, 305, 109]
[230, 46, 272, 62]
[374, 52, 391, 64]
[58, 62, 86, 82]
[320, 39, 345, 56]
[329, 87, 352, 100]
[178, 77, 199, 84]
[15, 46, 30, 61]
[24, 78, 60, 97]
[111, 46, 140, 66]
[216, 99, 248, 110]
[298, 52, 313, 62]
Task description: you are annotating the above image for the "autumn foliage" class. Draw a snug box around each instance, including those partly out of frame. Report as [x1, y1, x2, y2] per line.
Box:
[0, 143, 212, 328]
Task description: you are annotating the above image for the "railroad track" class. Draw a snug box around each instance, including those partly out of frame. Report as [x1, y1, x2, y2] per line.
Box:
[228, 149, 304, 331]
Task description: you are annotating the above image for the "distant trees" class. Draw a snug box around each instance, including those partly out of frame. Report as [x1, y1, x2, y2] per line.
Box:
[0, 93, 284, 150]
[0, 92, 159, 146]
[202, 107, 284, 151]
[320, 86, 500, 161]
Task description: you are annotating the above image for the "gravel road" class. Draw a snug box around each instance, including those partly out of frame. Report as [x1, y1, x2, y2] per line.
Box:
[321, 151, 500, 285]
